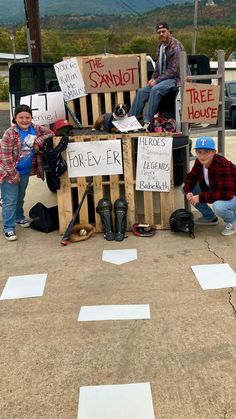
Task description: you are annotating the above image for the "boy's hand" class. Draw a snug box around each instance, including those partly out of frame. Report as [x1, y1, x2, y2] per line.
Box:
[186, 192, 193, 201]
[191, 195, 199, 205]
[34, 144, 40, 152]
[186, 192, 199, 206]
[12, 173, 20, 184]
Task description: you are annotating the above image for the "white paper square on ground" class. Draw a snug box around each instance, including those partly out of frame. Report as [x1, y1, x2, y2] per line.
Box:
[0, 273, 48, 300]
[77, 382, 156, 419]
[191, 263, 236, 290]
[102, 249, 137, 265]
[78, 304, 150, 321]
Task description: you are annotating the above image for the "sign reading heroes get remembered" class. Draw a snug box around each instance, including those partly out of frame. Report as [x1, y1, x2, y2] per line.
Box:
[82, 55, 139, 93]
[66, 140, 123, 178]
[181, 82, 220, 124]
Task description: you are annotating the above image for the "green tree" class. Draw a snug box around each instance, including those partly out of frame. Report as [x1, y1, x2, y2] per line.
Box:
[41, 30, 64, 62]
[119, 35, 156, 56]
[0, 28, 11, 52]
[0, 76, 9, 101]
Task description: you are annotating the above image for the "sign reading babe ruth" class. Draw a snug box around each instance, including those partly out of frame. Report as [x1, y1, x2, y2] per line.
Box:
[82, 55, 139, 93]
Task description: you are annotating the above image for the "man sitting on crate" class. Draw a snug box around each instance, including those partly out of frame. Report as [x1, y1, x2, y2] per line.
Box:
[129, 22, 189, 131]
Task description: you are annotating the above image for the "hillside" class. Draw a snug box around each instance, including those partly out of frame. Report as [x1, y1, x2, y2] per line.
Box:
[0, 0, 191, 25]
[37, 0, 236, 32]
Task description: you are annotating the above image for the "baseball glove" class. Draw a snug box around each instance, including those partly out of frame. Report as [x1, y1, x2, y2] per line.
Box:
[131, 223, 156, 237]
[69, 223, 95, 242]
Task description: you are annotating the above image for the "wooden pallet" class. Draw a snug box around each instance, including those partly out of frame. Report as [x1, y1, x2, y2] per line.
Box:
[56, 133, 174, 234]
[66, 53, 148, 129]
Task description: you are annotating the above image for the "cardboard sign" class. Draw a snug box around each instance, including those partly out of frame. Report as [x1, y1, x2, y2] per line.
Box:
[136, 136, 173, 192]
[181, 82, 220, 124]
[66, 140, 123, 178]
[54, 57, 86, 101]
[20, 92, 66, 124]
[82, 55, 139, 93]
[112, 116, 143, 132]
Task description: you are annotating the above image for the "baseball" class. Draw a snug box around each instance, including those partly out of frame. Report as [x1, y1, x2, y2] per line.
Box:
[79, 229, 87, 236]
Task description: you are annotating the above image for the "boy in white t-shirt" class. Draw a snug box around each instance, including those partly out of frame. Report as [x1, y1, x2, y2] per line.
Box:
[183, 136, 236, 236]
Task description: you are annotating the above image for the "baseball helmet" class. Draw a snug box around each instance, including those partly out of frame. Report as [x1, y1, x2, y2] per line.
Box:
[169, 209, 195, 238]
[52, 119, 73, 135]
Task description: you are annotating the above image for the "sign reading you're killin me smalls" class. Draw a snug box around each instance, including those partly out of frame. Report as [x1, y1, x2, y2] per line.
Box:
[82, 55, 139, 93]
[181, 82, 220, 124]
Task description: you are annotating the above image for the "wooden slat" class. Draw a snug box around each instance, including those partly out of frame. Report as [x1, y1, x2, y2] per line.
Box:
[74, 136, 89, 224]
[122, 135, 136, 228]
[93, 174, 103, 232]
[129, 90, 136, 103]
[143, 192, 154, 224]
[79, 96, 88, 127]
[91, 94, 100, 125]
[160, 159, 174, 229]
[107, 134, 120, 203]
[104, 93, 112, 113]
[139, 53, 147, 87]
[117, 91, 124, 104]
[76, 177, 90, 224]
[67, 100, 77, 127]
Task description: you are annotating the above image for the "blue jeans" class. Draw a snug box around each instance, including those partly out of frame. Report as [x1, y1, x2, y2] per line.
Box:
[192, 183, 236, 223]
[129, 78, 177, 122]
[1, 174, 30, 233]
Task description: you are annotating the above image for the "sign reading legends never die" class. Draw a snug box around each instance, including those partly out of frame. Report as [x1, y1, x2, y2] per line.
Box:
[136, 136, 173, 192]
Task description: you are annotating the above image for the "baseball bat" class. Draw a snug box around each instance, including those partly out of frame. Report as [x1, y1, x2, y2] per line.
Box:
[64, 102, 83, 129]
[60, 180, 92, 245]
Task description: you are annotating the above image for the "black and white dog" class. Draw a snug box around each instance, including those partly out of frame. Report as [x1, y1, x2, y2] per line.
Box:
[93, 104, 129, 132]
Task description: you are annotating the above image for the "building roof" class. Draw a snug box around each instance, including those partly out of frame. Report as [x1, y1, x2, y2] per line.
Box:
[0, 53, 29, 61]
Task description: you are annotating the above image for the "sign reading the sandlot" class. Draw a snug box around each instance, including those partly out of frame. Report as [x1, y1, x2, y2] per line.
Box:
[54, 57, 86, 101]
[136, 136, 173, 192]
[82, 55, 139, 93]
[181, 82, 220, 124]
[66, 140, 123, 178]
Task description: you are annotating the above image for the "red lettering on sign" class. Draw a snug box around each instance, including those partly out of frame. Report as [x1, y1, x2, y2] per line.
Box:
[186, 87, 215, 104]
[187, 105, 218, 120]
[85, 58, 104, 71]
[87, 67, 137, 89]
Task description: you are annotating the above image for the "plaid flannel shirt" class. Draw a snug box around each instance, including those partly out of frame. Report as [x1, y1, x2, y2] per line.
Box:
[152, 35, 189, 85]
[183, 154, 236, 203]
[0, 123, 54, 183]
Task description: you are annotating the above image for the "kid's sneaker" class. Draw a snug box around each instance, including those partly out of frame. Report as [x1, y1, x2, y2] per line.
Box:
[221, 222, 236, 236]
[4, 231, 17, 241]
[16, 219, 31, 228]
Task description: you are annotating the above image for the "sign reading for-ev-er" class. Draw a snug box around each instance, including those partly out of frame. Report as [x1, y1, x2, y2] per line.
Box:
[82, 55, 139, 93]
[66, 140, 123, 178]
[181, 82, 220, 124]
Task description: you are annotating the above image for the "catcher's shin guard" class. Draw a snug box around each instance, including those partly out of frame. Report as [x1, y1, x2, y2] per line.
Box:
[96, 198, 114, 241]
[114, 198, 128, 241]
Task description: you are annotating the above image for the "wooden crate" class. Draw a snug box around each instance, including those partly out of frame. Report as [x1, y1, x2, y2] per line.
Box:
[56, 133, 174, 234]
[66, 53, 148, 129]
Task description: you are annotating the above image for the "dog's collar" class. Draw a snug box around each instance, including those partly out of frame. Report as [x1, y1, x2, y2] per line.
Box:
[112, 112, 128, 121]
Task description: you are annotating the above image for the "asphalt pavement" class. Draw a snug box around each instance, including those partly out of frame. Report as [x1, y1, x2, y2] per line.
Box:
[1, 103, 236, 419]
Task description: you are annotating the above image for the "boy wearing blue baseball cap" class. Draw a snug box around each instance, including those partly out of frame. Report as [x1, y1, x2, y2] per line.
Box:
[183, 136, 236, 236]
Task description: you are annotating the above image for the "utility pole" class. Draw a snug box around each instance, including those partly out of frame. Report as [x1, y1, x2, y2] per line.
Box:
[192, 0, 198, 55]
[24, 0, 42, 62]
